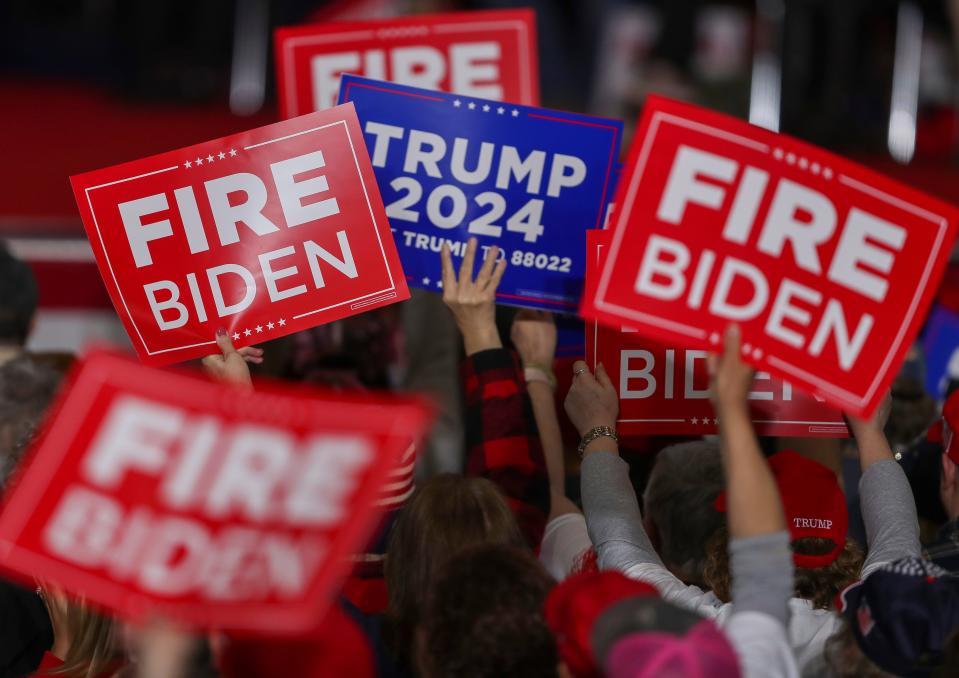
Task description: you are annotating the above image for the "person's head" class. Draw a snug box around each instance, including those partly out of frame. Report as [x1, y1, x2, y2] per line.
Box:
[0, 355, 63, 489]
[545, 571, 739, 678]
[40, 587, 121, 677]
[0, 243, 37, 346]
[545, 571, 658, 678]
[705, 450, 862, 609]
[385, 474, 526, 659]
[642, 441, 725, 586]
[829, 557, 959, 678]
[417, 544, 557, 678]
[886, 374, 937, 452]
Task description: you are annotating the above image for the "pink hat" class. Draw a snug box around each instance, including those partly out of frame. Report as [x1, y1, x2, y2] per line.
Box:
[605, 620, 740, 678]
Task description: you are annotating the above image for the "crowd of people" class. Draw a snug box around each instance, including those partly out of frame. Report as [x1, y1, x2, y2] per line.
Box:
[2, 235, 959, 678]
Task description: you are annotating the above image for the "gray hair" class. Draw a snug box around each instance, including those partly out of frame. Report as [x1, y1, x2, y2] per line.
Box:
[643, 440, 725, 585]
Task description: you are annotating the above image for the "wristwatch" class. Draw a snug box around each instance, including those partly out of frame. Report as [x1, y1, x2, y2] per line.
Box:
[578, 425, 619, 458]
[523, 364, 557, 391]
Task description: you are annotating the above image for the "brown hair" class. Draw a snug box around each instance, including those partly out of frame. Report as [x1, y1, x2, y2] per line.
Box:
[41, 591, 121, 677]
[824, 620, 896, 678]
[385, 474, 526, 663]
[702, 527, 865, 609]
[418, 544, 557, 678]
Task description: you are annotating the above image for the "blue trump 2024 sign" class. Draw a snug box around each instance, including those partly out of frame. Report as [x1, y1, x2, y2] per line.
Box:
[339, 75, 622, 311]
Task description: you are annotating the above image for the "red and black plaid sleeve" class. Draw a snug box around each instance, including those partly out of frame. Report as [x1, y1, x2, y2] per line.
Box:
[462, 347, 550, 550]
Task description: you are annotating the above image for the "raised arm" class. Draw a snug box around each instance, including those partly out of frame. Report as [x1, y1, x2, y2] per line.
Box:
[442, 239, 550, 549]
[711, 325, 786, 540]
[711, 326, 792, 630]
[510, 310, 578, 518]
[568, 359, 666, 573]
[847, 397, 922, 576]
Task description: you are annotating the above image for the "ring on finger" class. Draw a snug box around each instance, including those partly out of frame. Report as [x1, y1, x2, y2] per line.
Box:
[573, 367, 588, 377]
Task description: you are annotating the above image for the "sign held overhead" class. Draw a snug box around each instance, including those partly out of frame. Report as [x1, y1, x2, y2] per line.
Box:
[0, 351, 433, 632]
[585, 96, 959, 418]
[276, 9, 539, 115]
[71, 103, 408, 366]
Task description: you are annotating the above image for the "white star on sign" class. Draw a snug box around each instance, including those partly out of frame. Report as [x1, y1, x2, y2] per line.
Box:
[497, 106, 505, 114]
[453, 99, 462, 107]
[267, 321, 275, 330]
[229, 148, 237, 157]
[184, 160, 192, 168]
[468, 102, 476, 110]
[232, 332, 240, 341]
[511, 109, 519, 117]
[255, 325, 263, 333]
[422, 277, 430, 285]
[278, 318, 286, 326]
[196, 157, 204, 165]
[713, 418, 719, 425]
[692, 417, 699, 425]
[244, 328, 252, 337]
[207, 154, 214, 162]
[218, 151, 226, 160]
[437, 281, 443, 289]
[482, 104, 490, 112]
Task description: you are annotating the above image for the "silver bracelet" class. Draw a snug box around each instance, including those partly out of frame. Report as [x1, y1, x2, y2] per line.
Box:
[578, 425, 619, 458]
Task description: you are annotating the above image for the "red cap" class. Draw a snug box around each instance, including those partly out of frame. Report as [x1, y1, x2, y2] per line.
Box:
[220, 604, 374, 678]
[544, 571, 657, 678]
[715, 450, 847, 569]
[942, 390, 959, 464]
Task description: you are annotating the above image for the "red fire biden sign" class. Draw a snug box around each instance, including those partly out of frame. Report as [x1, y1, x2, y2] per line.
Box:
[70, 103, 408, 366]
[585, 96, 959, 418]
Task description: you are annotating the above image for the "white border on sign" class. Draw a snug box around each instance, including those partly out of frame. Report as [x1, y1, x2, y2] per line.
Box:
[283, 20, 534, 114]
[593, 112, 950, 411]
[84, 120, 395, 357]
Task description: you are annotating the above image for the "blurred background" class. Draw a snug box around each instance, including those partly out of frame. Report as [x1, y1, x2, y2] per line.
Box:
[2, 0, 959, 355]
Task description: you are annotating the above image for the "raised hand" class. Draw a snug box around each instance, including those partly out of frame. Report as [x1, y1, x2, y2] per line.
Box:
[441, 237, 507, 356]
[201, 329, 263, 387]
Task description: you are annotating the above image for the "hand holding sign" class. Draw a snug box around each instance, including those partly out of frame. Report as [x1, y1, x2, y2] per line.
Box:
[708, 325, 756, 416]
[200, 330, 263, 388]
[564, 361, 618, 439]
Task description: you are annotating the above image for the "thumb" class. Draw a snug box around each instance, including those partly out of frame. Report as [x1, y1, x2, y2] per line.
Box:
[215, 328, 239, 357]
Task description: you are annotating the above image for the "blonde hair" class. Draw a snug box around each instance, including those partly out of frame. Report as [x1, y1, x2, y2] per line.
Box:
[41, 589, 121, 678]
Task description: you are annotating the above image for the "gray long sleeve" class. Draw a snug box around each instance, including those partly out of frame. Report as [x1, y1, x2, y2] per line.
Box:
[860, 459, 922, 577]
[581, 451, 664, 572]
[729, 531, 793, 626]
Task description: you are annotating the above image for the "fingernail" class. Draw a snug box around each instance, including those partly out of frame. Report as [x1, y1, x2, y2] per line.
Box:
[216, 328, 227, 338]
